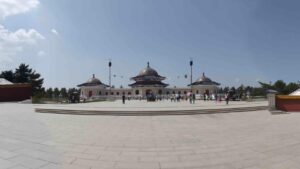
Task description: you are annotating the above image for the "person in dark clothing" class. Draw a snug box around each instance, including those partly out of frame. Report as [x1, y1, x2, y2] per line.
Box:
[225, 92, 229, 105]
[122, 94, 126, 104]
[192, 93, 196, 104]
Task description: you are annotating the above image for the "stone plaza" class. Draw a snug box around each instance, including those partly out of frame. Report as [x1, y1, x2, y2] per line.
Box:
[1, 102, 300, 169]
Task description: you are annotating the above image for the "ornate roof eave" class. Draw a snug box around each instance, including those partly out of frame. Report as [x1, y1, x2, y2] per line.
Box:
[130, 75, 166, 81]
[77, 83, 109, 87]
[188, 81, 220, 86]
[129, 84, 169, 88]
[129, 82, 169, 87]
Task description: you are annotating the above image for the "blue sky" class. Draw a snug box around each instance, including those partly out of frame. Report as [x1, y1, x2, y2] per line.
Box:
[1, 0, 300, 88]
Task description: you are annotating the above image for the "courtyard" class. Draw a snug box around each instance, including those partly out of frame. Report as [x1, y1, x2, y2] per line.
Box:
[0, 103, 299, 169]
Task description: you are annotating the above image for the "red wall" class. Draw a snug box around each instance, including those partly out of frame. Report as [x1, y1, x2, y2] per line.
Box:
[276, 95, 300, 112]
[0, 84, 32, 102]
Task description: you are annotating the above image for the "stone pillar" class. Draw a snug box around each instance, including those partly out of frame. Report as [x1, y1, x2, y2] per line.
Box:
[267, 90, 278, 110]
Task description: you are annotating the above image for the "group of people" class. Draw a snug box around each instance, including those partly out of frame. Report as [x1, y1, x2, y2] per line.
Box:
[121, 92, 231, 105]
[169, 93, 196, 104]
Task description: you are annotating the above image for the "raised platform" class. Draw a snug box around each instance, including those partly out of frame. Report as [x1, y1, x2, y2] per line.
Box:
[35, 100, 268, 116]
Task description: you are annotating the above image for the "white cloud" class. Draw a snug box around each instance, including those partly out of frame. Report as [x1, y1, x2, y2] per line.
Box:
[0, 0, 39, 19]
[0, 25, 44, 61]
[51, 29, 58, 35]
[0, 0, 44, 63]
[37, 50, 45, 57]
[0, 25, 44, 44]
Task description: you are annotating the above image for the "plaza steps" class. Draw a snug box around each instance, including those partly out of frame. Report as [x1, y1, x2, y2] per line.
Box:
[35, 106, 268, 116]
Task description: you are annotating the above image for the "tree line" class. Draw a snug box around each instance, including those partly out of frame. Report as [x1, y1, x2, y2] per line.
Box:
[259, 80, 299, 95]
[40, 87, 80, 99]
[219, 80, 299, 98]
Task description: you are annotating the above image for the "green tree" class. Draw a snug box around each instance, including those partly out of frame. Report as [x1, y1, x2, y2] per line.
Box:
[60, 88, 68, 98]
[285, 82, 299, 94]
[230, 87, 236, 95]
[14, 64, 44, 95]
[0, 70, 15, 82]
[53, 88, 60, 98]
[223, 87, 229, 93]
[273, 80, 286, 94]
[237, 85, 245, 98]
[218, 87, 222, 94]
[258, 81, 273, 90]
[251, 87, 265, 96]
[46, 88, 53, 98]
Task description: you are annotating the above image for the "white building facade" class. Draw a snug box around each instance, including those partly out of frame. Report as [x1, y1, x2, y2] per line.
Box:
[78, 63, 220, 100]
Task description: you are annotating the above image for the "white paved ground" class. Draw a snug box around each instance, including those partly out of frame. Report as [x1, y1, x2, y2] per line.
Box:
[1, 103, 300, 169]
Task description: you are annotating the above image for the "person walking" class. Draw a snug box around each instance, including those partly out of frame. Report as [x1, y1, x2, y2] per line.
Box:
[192, 93, 196, 104]
[225, 92, 229, 105]
[122, 94, 126, 104]
[189, 92, 193, 104]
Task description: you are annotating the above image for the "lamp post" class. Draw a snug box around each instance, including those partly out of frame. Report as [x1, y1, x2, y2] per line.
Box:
[109, 60, 112, 96]
[190, 59, 193, 92]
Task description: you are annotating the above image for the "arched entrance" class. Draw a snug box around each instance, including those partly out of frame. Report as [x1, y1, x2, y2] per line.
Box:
[146, 89, 152, 95]
[205, 89, 209, 95]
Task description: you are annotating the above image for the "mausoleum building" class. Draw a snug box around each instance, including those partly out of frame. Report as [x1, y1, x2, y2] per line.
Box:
[78, 62, 220, 100]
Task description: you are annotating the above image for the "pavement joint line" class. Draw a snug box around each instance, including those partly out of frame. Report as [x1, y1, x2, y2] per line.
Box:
[34, 106, 268, 116]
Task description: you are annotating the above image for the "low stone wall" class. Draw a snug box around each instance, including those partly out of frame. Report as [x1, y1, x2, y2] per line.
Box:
[276, 95, 300, 112]
[0, 84, 32, 102]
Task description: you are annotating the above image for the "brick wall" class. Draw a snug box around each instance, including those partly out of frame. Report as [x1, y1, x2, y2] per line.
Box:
[0, 84, 32, 102]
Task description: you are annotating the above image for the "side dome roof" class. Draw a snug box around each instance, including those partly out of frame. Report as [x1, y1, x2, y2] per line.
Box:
[86, 76, 102, 84]
[189, 72, 220, 86]
[197, 72, 213, 82]
[77, 74, 108, 87]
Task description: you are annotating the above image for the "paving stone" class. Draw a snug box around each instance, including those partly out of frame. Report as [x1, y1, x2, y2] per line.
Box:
[0, 158, 16, 169]
[8, 155, 49, 169]
[1, 103, 300, 169]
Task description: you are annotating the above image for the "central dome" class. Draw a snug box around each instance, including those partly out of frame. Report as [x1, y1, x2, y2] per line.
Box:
[86, 77, 102, 84]
[139, 62, 159, 76]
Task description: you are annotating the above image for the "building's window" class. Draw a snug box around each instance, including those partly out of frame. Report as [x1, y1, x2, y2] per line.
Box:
[99, 91, 102, 95]
[172, 91, 175, 94]
[135, 90, 139, 95]
[106, 92, 108, 95]
[184, 91, 187, 94]
[196, 90, 199, 94]
[178, 91, 181, 94]
[111, 92, 114, 95]
[166, 91, 170, 95]
[117, 92, 119, 95]
[128, 92, 131, 95]
[122, 92, 125, 95]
